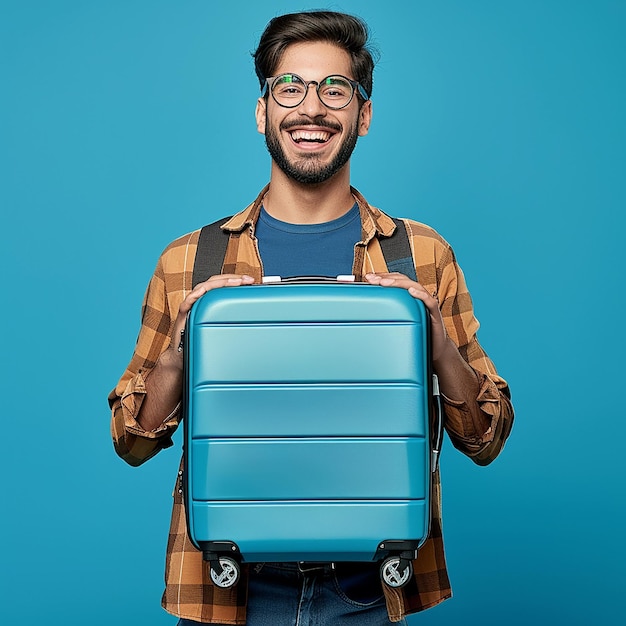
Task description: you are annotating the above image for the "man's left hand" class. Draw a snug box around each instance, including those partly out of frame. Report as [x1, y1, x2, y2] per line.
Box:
[364, 272, 448, 362]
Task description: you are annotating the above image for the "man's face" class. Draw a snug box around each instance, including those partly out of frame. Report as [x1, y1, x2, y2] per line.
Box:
[256, 41, 372, 185]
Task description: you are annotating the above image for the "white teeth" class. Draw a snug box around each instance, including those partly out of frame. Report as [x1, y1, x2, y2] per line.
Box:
[289, 130, 331, 142]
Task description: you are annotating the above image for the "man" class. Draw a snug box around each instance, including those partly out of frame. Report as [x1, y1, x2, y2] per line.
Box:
[110, 10, 514, 625]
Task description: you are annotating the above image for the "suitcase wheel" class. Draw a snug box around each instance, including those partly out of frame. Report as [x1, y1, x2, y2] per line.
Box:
[209, 557, 241, 588]
[380, 556, 413, 588]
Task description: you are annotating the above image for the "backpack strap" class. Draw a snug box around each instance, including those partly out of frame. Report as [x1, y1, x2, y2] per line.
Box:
[379, 218, 417, 282]
[192, 216, 232, 288]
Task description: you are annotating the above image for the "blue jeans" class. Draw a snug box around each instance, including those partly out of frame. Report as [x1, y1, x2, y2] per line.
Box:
[177, 562, 407, 625]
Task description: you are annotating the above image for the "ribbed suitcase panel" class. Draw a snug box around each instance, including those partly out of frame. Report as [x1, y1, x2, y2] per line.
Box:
[190, 437, 427, 500]
[192, 284, 420, 324]
[189, 500, 428, 562]
[191, 323, 422, 383]
[190, 384, 426, 438]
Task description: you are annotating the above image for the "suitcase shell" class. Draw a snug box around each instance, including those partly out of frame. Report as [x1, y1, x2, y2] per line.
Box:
[183, 283, 435, 566]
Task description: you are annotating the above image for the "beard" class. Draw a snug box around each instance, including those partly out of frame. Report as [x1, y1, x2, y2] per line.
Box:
[264, 116, 359, 185]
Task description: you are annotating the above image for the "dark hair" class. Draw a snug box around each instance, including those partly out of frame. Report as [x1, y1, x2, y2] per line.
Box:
[253, 11, 377, 99]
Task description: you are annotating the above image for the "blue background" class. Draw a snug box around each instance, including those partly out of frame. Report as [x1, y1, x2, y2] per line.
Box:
[1, 1, 624, 624]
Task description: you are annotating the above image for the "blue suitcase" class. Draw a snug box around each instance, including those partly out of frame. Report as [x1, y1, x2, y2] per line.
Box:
[183, 280, 442, 589]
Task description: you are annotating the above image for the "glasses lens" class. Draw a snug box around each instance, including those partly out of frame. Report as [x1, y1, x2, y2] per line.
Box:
[271, 74, 307, 106]
[318, 76, 353, 108]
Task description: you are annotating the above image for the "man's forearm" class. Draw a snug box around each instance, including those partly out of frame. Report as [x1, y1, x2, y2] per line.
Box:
[433, 338, 490, 436]
[135, 275, 255, 432]
[137, 347, 184, 431]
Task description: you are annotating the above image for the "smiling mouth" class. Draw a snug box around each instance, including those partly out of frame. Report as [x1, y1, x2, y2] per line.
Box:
[289, 130, 333, 144]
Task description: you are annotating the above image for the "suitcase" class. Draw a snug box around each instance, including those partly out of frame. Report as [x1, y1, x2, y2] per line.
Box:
[182, 280, 443, 589]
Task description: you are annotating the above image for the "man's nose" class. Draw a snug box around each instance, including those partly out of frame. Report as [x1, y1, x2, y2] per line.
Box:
[297, 83, 328, 117]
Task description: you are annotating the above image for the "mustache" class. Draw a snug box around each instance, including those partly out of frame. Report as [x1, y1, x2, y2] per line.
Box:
[280, 118, 342, 132]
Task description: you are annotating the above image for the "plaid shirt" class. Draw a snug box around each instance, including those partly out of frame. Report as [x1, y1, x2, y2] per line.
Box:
[109, 186, 514, 623]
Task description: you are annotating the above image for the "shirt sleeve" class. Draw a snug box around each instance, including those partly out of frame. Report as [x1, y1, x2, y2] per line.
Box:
[436, 244, 514, 466]
[109, 254, 181, 467]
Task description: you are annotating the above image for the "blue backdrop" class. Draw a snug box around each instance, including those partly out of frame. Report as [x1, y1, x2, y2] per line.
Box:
[1, 1, 624, 624]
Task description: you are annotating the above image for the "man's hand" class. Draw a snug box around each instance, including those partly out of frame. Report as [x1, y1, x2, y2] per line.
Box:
[364, 272, 447, 361]
[364, 272, 483, 422]
[167, 274, 256, 370]
[137, 274, 255, 431]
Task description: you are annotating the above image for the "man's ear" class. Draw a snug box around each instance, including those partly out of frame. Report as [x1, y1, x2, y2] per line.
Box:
[255, 98, 267, 135]
[358, 100, 372, 137]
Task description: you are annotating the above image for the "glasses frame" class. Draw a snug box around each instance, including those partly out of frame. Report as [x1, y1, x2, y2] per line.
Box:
[261, 73, 370, 110]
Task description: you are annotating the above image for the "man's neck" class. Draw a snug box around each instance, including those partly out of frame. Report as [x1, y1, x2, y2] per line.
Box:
[263, 164, 355, 224]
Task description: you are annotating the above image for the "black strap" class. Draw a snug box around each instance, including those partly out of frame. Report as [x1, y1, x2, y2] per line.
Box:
[192, 217, 232, 288]
[379, 218, 417, 282]
[192, 215, 417, 286]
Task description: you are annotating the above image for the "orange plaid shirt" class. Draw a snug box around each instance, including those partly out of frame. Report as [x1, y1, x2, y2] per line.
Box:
[109, 186, 514, 623]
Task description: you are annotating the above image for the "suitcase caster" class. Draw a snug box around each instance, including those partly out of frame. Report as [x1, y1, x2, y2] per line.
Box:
[380, 556, 413, 588]
[209, 557, 240, 588]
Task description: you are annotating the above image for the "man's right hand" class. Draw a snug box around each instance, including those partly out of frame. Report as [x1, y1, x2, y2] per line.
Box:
[137, 274, 255, 431]
[167, 274, 256, 369]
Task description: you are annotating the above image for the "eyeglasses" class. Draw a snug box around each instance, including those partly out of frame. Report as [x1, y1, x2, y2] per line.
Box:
[262, 73, 369, 110]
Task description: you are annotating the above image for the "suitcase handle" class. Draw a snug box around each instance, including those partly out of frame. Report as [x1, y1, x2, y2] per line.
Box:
[431, 374, 444, 472]
[262, 275, 356, 284]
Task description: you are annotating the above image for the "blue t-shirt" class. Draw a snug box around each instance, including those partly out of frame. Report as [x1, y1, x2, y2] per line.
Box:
[255, 203, 362, 278]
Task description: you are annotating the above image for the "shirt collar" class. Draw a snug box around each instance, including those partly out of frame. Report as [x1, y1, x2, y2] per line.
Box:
[220, 184, 398, 241]
[350, 186, 396, 243]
